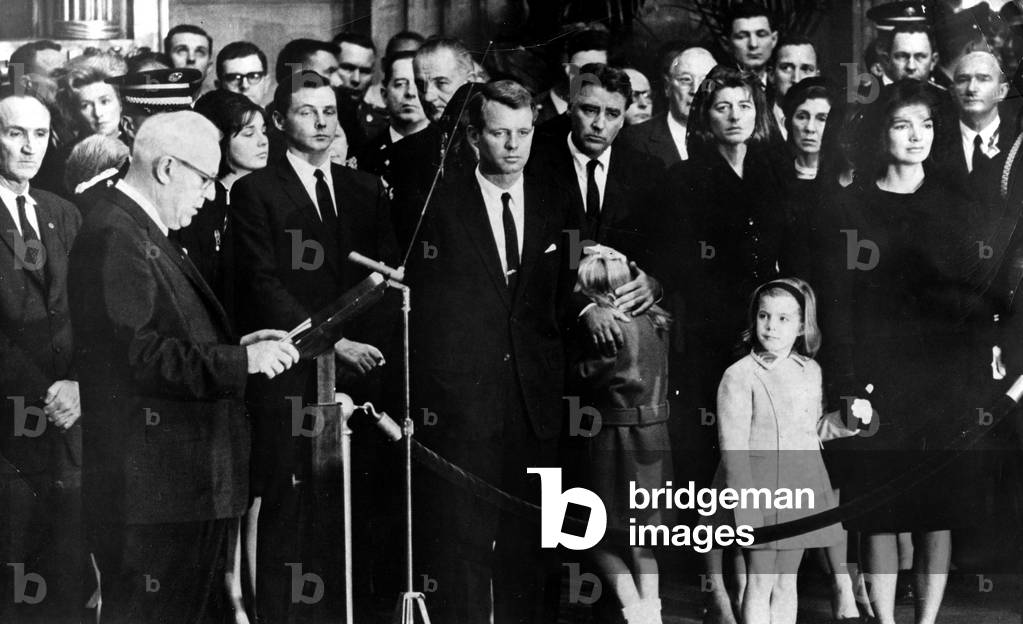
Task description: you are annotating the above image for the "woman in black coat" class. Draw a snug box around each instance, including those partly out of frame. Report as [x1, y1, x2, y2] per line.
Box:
[816, 79, 1001, 624]
[663, 64, 792, 624]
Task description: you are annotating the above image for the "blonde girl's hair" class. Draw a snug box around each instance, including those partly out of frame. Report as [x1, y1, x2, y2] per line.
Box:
[576, 245, 672, 330]
[739, 277, 821, 358]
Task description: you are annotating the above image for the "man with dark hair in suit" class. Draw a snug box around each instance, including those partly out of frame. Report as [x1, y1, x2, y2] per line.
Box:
[0, 92, 82, 624]
[331, 31, 388, 154]
[354, 51, 428, 179]
[69, 110, 298, 623]
[535, 28, 610, 125]
[216, 41, 270, 105]
[530, 63, 668, 357]
[406, 78, 578, 624]
[723, 1, 777, 82]
[231, 69, 399, 622]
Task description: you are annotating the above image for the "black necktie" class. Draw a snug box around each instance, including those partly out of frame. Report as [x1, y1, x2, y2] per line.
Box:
[585, 159, 601, 223]
[314, 169, 338, 235]
[16, 195, 42, 270]
[972, 134, 988, 173]
[501, 192, 519, 292]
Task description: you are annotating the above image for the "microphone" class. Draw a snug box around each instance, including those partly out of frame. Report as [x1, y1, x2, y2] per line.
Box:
[348, 251, 404, 283]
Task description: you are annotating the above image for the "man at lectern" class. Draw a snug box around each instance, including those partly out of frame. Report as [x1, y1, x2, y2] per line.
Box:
[68, 111, 298, 623]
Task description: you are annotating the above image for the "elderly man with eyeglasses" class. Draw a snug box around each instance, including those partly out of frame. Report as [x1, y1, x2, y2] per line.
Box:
[69, 110, 298, 624]
[620, 44, 717, 167]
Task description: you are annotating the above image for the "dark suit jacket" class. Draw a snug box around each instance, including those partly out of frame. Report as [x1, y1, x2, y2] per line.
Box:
[69, 187, 250, 525]
[619, 114, 684, 169]
[231, 155, 399, 479]
[526, 132, 671, 287]
[0, 188, 81, 476]
[232, 157, 398, 335]
[354, 128, 395, 180]
[406, 170, 578, 441]
[946, 110, 1018, 186]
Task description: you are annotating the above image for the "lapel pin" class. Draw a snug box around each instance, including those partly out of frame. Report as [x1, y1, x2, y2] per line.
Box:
[48, 222, 54, 229]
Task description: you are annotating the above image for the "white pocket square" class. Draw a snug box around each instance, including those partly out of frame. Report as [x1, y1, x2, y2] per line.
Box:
[544, 243, 557, 253]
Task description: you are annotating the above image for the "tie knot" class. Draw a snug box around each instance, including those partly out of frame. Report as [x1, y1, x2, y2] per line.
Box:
[974, 134, 984, 148]
[314, 169, 325, 181]
[501, 192, 511, 208]
[587, 159, 600, 174]
[16, 195, 26, 209]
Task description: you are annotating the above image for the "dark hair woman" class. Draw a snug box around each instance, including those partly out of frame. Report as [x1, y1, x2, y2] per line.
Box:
[815, 78, 1000, 624]
[662, 64, 793, 623]
[175, 89, 268, 316]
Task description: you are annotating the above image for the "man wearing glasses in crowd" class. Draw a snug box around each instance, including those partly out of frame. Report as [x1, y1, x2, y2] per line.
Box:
[216, 41, 270, 106]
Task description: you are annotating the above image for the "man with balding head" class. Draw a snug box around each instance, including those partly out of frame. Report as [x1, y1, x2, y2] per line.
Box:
[69, 111, 298, 623]
[621, 45, 716, 166]
[0, 92, 83, 623]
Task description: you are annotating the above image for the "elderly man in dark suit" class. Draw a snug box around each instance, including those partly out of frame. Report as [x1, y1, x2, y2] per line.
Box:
[0, 92, 82, 624]
[231, 69, 399, 622]
[620, 45, 717, 167]
[69, 110, 298, 624]
[406, 79, 578, 624]
[948, 50, 1017, 205]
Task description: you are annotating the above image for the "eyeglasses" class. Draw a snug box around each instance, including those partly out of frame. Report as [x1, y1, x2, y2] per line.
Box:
[171, 155, 217, 190]
[222, 71, 266, 87]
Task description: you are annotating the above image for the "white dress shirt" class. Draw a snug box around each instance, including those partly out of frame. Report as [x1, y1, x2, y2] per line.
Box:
[286, 149, 337, 219]
[567, 134, 611, 212]
[666, 114, 689, 161]
[961, 116, 1001, 173]
[0, 183, 39, 237]
[116, 179, 168, 236]
[549, 90, 569, 116]
[474, 167, 524, 279]
[773, 102, 788, 141]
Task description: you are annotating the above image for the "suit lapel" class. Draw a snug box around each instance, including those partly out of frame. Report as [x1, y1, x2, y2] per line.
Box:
[513, 176, 548, 302]
[32, 197, 66, 298]
[0, 195, 45, 290]
[601, 147, 630, 227]
[330, 164, 352, 276]
[278, 160, 341, 277]
[456, 180, 512, 308]
[111, 189, 236, 340]
[651, 115, 681, 164]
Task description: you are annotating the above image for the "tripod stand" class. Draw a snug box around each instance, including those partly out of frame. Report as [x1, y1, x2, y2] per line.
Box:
[389, 281, 431, 624]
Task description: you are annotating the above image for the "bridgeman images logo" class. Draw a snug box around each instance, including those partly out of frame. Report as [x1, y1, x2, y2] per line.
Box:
[529, 468, 607, 550]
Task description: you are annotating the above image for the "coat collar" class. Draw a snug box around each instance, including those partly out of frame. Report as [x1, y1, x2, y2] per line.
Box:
[751, 349, 809, 370]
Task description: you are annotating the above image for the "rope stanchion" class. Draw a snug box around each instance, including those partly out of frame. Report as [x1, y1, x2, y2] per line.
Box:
[410, 389, 1023, 548]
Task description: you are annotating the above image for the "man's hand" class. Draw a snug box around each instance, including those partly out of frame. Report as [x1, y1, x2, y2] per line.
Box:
[44, 380, 80, 430]
[583, 305, 629, 358]
[240, 329, 289, 346]
[246, 337, 300, 379]
[614, 262, 661, 316]
[334, 338, 385, 375]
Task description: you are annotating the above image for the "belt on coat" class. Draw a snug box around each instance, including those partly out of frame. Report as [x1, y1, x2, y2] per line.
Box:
[598, 401, 669, 426]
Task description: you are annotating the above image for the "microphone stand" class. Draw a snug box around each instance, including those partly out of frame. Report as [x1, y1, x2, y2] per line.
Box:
[346, 252, 430, 623]
[392, 280, 430, 624]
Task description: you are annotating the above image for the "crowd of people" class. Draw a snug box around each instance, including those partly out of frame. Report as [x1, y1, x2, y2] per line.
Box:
[5, 1, 1023, 623]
